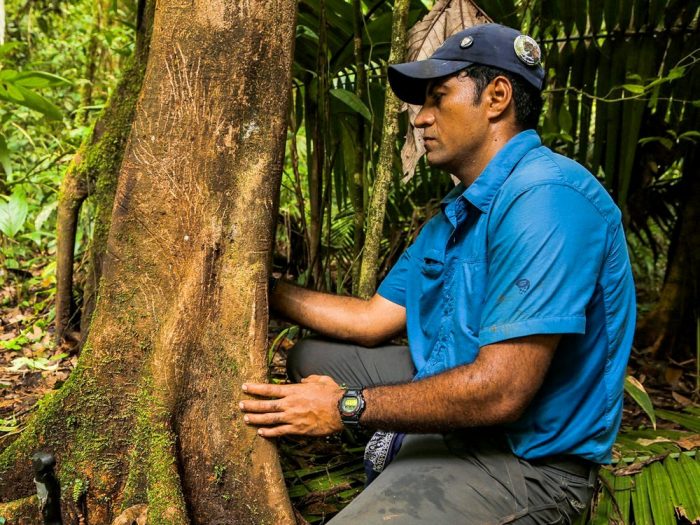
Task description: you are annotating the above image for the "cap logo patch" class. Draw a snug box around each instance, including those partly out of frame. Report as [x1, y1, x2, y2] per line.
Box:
[459, 36, 474, 49]
[514, 35, 541, 66]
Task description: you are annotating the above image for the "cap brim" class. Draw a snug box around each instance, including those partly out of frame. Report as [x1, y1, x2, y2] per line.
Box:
[388, 59, 472, 105]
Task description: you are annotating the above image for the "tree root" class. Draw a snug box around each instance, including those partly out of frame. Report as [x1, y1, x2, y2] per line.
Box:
[55, 150, 89, 342]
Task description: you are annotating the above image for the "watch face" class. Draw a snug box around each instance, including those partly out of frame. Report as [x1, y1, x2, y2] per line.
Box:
[341, 396, 359, 414]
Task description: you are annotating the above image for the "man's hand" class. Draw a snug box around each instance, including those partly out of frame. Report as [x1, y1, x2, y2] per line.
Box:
[240, 375, 345, 438]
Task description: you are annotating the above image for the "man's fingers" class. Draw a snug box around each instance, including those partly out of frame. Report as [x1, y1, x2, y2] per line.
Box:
[242, 382, 289, 397]
[243, 412, 287, 426]
[257, 425, 296, 438]
[239, 399, 283, 413]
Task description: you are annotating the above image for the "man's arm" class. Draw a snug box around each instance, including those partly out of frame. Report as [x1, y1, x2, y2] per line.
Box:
[270, 280, 406, 347]
[239, 334, 560, 437]
[361, 334, 559, 431]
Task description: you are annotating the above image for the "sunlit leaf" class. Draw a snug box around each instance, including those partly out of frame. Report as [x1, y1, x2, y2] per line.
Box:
[13, 71, 72, 88]
[624, 375, 657, 429]
[0, 191, 29, 238]
[621, 83, 645, 94]
[34, 201, 58, 231]
[656, 409, 700, 433]
[0, 82, 63, 120]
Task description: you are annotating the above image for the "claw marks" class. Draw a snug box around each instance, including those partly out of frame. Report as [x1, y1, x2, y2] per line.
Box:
[126, 44, 232, 257]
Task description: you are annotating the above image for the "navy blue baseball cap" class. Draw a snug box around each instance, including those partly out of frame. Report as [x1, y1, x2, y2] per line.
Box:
[388, 23, 545, 105]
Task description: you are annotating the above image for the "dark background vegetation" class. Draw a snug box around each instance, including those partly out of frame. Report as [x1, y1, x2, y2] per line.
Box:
[0, 0, 698, 522]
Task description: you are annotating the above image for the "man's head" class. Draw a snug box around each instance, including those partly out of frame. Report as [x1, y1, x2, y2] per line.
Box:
[388, 24, 544, 179]
[388, 24, 544, 131]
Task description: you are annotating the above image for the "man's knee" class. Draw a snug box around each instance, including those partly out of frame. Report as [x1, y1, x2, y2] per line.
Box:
[286, 338, 325, 382]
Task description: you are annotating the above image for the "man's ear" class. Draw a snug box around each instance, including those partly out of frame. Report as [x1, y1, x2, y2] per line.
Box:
[485, 76, 513, 120]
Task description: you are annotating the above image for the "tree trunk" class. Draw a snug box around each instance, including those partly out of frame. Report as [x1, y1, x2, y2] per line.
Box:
[350, 0, 367, 294]
[55, 0, 154, 343]
[356, 0, 410, 299]
[1, 1, 297, 523]
[636, 151, 700, 359]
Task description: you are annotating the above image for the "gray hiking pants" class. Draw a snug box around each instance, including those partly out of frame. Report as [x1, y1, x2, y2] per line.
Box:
[287, 338, 599, 525]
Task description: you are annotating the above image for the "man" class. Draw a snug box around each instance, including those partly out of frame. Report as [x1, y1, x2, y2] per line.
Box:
[240, 23, 636, 524]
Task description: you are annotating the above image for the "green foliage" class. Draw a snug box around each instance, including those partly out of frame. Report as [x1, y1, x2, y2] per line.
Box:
[624, 376, 657, 429]
[0, 0, 135, 297]
[0, 190, 28, 238]
[0, 68, 70, 120]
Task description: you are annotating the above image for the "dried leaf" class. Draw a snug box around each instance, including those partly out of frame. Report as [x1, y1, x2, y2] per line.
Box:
[676, 434, 700, 451]
[636, 437, 673, 446]
[613, 453, 668, 476]
[675, 505, 700, 524]
[111, 504, 148, 525]
[400, 0, 491, 181]
[672, 391, 694, 407]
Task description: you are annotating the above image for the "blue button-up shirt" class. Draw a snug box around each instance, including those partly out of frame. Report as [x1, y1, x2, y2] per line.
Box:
[378, 130, 636, 463]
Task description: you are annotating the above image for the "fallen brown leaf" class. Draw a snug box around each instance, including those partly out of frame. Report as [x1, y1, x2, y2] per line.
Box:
[613, 453, 668, 476]
[672, 391, 695, 407]
[677, 435, 700, 450]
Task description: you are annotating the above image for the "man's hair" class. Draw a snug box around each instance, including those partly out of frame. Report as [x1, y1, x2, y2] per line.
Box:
[458, 65, 543, 130]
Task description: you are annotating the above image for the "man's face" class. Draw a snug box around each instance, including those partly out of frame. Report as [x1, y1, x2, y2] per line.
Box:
[414, 73, 490, 174]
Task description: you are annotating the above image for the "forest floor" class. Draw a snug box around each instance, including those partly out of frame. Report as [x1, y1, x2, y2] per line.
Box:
[1, 266, 699, 523]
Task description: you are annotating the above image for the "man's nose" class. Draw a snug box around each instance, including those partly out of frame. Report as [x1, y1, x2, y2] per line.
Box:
[414, 106, 434, 128]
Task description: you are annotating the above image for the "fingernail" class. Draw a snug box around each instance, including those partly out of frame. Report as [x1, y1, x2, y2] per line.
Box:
[239, 402, 244, 410]
[242, 384, 248, 391]
[243, 415, 249, 423]
[257, 429, 263, 435]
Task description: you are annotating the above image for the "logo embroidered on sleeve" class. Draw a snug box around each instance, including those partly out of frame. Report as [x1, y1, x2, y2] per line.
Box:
[515, 278, 531, 294]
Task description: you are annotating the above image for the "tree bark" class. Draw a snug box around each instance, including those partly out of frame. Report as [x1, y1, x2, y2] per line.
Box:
[2, 1, 298, 523]
[357, 0, 410, 299]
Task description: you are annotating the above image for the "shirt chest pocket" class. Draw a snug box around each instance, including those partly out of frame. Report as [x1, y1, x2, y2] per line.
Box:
[420, 248, 445, 278]
[459, 259, 488, 334]
[418, 248, 446, 315]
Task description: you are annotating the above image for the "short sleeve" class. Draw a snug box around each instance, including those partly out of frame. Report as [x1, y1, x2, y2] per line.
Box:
[377, 249, 413, 307]
[479, 183, 609, 346]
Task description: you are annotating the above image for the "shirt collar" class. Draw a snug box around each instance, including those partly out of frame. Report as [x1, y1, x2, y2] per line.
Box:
[441, 130, 542, 213]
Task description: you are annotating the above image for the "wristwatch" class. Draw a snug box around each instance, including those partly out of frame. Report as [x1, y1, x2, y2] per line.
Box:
[338, 388, 366, 427]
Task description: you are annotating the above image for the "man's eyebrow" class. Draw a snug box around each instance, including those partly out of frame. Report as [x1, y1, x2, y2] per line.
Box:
[426, 78, 449, 96]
